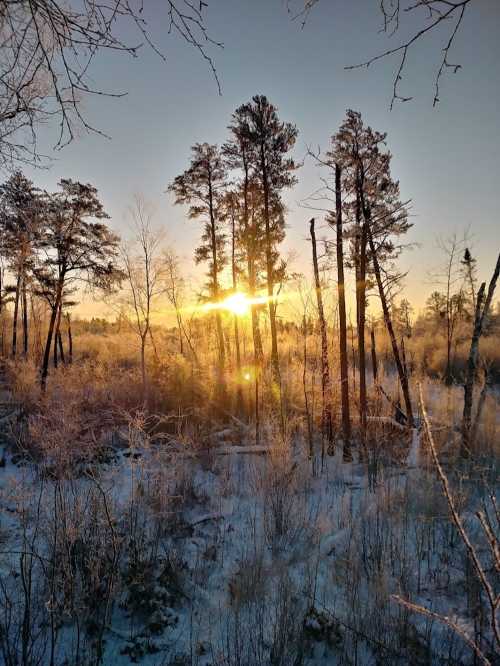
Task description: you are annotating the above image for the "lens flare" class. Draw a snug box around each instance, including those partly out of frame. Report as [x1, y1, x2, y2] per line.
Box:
[222, 292, 251, 316]
[202, 292, 271, 316]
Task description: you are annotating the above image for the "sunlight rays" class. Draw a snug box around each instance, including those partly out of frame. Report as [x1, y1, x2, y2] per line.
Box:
[201, 292, 271, 317]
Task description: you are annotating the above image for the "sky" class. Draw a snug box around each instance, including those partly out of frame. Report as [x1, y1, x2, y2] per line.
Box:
[22, 0, 500, 317]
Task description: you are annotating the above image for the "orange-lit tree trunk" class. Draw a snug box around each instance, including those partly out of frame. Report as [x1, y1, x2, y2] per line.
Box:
[41, 279, 63, 390]
[355, 183, 368, 448]
[22, 278, 28, 356]
[366, 222, 414, 426]
[310, 218, 333, 450]
[11, 274, 21, 357]
[335, 164, 351, 457]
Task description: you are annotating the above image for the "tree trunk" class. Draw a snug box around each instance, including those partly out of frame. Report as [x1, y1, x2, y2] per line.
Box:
[310, 218, 333, 449]
[248, 259, 264, 365]
[207, 174, 226, 403]
[302, 315, 314, 463]
[141, 332, 148, 406]
[176, 311, 184, 355]
[260, 144, 280, 388]
[354, 184, 368, 446]
[231, 204, 243, 412]
[22, 278, 28, 356]
[357, 219, 368, 447]
[462, 253, 500, 454]
[366, 223, 414, 426]
[335, 164, 351, 457]
[57, 329, 65, 365]
[66, 312, 73, 364]
[11, 273, 21, 357]
[53, 301, 63, 368]
[370, 327, 378, 383]
[41, 281, 63, 390]
[470, 366, 489, 448]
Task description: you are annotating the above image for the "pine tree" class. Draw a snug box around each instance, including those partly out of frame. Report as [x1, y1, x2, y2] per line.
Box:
[233, 95, 298, 397]
[169, 143, 228, 392]
[330, 110, 413, 431]
[34, 179, 120, 389]
[0, 171, 42, 357]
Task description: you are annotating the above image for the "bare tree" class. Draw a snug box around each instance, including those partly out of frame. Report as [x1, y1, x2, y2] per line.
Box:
[462, 252, 500, 454]
[333, 163, 351, 456]
[309, 218, 333, 451]
[163, 248, 198, 363]
[0, 1, 221, 166]
[287, 0, 478, 107]
[120, 196, 165, 405]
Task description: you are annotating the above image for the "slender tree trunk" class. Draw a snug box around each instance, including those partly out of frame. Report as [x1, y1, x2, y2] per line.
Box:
[12, 273, 21, 357]
[53, 301, 63, 368]
[357, 219, 368, 447]
[260, 145, 280, 387]
[207, 175, 226, 402]
[310, 218, 333, 449]
[41, 281, 63, 390]
[66, 312, 73, 364]
[335, 164, 351, 457]
[141, 332, 148, 405]
[231, 204, 243, 412]
[57, 329, 65, 365]
[243, 159, 264, 367]
[366, 223, 414, 426]
[248, 259, 264, 364]
[354, 184, 368, 445]
[176, 311, 184, 355]
[22, 278, 28, 356]
[302, 315, 314, 463]
[370, 327, 378, 383]
[462, 253, 500, 453]
[470, 367, 489, 448]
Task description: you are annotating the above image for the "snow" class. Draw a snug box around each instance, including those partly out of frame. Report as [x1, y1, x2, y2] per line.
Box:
[0, 387, 497, 664]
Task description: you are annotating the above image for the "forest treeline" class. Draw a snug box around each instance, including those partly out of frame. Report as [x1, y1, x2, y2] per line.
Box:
[0, 99, 499, 459]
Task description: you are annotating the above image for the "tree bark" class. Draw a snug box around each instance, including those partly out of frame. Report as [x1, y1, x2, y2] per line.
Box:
[370, 327, 378, 383]
[357, 218, 368, 447]
[310, 218, 333, 448]
[41, 280, 63, 390]
[366, 223, 414, 426]
[462, 253, 500, 453]
[11, 273, 21, 357]
[354, 183, 368, 446]
[140, 333, 148, 405]
[231, 202, 243, 412]
[260, 144, 280, 388]
[335, 164, 351, 457]
[207, 170, 226, 400]
[66, 312, 73, 364]
[53, 301, 63, 368]
[22, 278, 28, 356]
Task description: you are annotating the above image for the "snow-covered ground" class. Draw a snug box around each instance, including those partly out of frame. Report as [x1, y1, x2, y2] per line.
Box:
[0, 401, 498, 666]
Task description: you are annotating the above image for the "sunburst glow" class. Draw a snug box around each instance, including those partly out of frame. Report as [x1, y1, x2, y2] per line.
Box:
[202, 292, 271, 316]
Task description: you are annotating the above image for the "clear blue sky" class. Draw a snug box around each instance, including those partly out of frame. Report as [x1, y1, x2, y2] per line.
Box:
[24, 0, 500, 312]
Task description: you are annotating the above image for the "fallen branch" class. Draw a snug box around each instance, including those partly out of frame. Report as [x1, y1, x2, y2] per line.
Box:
[392, 595, 492, 666]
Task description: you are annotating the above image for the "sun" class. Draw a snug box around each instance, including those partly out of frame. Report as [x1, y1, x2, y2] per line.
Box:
[201, 291, 270, 317]
[221, 292, 251, 316]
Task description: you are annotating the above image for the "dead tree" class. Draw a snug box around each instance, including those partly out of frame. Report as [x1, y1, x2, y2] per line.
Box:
[334, 164, 351, 456]
[462, 252, 500, 455]
[366, 222, 414, 426]
[309, 218, 333, 449]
